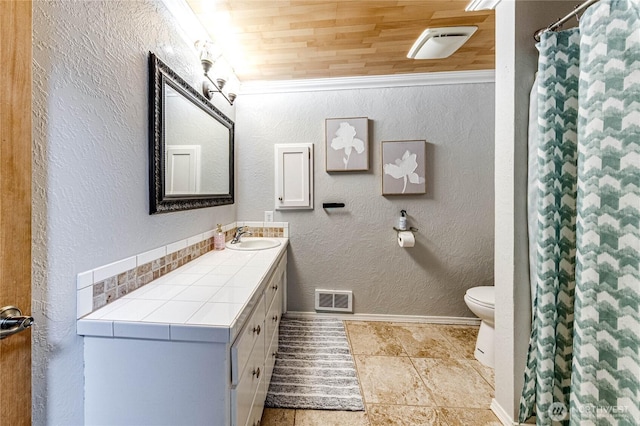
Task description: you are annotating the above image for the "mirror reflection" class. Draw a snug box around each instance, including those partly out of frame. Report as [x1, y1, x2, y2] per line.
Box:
[149, 53, 234, 214]
[164, 84, 230, 195]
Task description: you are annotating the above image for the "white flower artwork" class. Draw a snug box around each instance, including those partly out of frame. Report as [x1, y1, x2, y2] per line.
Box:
[382, 140, 427, 195]
[325, 117, 369, 171]
[332, 122, 364, 168]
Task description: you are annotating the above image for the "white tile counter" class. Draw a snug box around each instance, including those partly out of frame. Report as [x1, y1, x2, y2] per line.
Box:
[77, 238, 288, 344]
[80, 238, 289, 425]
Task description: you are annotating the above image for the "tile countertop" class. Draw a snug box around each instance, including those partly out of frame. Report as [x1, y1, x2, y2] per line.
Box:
[77, 238, 288, 344]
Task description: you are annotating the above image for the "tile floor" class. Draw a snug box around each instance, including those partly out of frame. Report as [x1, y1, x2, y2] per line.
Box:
[261, 321, 500, 426]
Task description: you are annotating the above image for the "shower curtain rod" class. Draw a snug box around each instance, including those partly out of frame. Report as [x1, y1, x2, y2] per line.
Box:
[533, 0, 600, 41]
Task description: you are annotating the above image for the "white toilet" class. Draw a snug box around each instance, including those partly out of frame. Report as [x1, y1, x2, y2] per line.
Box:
[463, 286, 495, 368]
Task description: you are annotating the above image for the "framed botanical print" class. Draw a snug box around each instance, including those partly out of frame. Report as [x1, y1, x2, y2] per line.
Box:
[381, 140, 426, 195]
[325, 117, 369, 172]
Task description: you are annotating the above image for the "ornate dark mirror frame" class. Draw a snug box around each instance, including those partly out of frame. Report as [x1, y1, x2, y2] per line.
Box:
[148, 52, 235, 214]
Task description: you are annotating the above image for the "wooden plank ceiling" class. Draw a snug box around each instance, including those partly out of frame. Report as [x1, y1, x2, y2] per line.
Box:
[186, 0, 495, 81]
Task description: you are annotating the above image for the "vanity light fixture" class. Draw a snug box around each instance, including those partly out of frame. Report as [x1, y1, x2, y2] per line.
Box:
[195, 40, 237, 106]
[407, 26, 478, 60]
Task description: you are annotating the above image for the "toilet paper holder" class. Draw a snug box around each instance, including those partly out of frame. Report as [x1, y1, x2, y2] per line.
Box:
[393, 226, 418, 233]
[395, 227, 418, 248]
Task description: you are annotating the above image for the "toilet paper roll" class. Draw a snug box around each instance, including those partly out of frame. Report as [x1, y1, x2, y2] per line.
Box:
[397, 231, 415, 248]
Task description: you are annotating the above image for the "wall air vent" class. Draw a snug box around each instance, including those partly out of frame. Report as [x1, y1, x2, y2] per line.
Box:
[314, 289, 353, 313]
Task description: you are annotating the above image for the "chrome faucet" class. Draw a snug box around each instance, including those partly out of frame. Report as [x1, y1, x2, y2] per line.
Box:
[231, 226, 252, 244]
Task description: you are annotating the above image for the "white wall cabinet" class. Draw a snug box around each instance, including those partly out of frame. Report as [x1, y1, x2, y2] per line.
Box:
[82, 250, 287, 426]
[275, 143, 313, 210]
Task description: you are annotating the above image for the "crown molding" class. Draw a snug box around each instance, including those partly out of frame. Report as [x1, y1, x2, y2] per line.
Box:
[239, 69, 495, 95]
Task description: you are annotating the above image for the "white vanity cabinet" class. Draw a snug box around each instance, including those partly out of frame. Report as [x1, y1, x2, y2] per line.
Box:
[231, 257, 284, 426]
[79, 243, 287, 426]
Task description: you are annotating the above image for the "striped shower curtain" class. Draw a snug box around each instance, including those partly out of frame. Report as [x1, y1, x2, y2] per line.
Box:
[520, 1, 640, 425]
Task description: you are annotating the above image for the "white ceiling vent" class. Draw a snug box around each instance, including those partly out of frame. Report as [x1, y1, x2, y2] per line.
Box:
[407, 26, 478, 60]
[315, 290, 353, 313]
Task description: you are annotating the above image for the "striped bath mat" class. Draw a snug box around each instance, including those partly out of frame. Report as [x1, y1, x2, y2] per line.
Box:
[265, 316, 365, 411]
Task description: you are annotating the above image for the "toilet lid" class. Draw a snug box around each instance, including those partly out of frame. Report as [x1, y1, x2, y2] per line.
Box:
[466, 286, 495, 307]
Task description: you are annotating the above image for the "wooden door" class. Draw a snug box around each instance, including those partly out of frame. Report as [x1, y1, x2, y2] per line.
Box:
[0, 1, 33, 425]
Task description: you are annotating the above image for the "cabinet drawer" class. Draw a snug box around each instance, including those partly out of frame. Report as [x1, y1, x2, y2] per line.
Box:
[246, 391, 265, 426]
[232, 356, 263, 426]
[264, 328, 279, 398]
[264, 266, 283, 311]
[265, 283, 283, 351]
[231, 294, 266, 384]
[252, 359, 268, 426]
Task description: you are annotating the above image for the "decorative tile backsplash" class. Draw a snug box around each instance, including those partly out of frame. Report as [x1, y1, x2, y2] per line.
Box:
[76, 222, 288, 318]
[91, 237, 214, 310]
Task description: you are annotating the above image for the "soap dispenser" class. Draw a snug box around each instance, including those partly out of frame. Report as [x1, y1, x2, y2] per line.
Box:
[214, 224, 225, 250]
[398, 210, 408, 231]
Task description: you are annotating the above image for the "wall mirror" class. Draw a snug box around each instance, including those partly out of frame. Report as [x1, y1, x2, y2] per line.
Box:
[149, 52, 234, 214]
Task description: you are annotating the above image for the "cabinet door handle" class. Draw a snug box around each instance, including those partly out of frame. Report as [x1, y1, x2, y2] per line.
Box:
[272, 315, 278, 322]
[253, 325, 261, 335]
[272, 284, 278, 290]
[272, 352, 277, 358]
[278, 197, 283, 202]
[252, 367, 261, 379]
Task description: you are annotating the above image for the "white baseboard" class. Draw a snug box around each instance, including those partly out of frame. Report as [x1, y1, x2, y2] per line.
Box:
[491, 399, 536, 426]
[285, 311, 481, 326]
[491, 399, 513, 425]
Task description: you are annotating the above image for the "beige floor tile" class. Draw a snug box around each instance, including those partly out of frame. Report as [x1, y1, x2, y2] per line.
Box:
[261, 408, 295, 426]
[367, 404, 448, 426]
[470, 359, 495, 389]
[390, 324, 455, 358]
[355, 355, 436, 406]
[346, 322, 406, 356]
[440, 407, 502, 425]
[412, 358, 494, 409]
[293, 409, 369, 426]
[263, 321, 495, 426]
[437, 325, 479, 359]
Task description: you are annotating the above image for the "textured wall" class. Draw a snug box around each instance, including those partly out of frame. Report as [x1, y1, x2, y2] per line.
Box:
[236, 83, 495, 316]
[32, 2, 235, 424]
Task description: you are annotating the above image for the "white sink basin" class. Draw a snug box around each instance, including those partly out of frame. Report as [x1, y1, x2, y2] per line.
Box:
[226, 238, 281, 251]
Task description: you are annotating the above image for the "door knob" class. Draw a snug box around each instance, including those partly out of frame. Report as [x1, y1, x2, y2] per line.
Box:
[0, 306, 34, 340]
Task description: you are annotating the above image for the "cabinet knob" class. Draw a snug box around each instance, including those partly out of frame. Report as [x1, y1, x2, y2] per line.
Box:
[272, 284, 278, 290]
[253, 325, 261, 335]
[272, 315, 278, 322]
[252, 367, 261, 379]
[272, 352, 277, 358]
